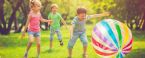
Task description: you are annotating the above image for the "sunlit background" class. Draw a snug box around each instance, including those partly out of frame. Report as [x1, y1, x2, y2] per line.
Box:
[0, 0, 145, 58]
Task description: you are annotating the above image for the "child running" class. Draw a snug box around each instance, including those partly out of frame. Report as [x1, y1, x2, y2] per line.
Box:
[22, 0, 52, 58]
[67, 7, 110, 58]
[48, 4, 68, 50]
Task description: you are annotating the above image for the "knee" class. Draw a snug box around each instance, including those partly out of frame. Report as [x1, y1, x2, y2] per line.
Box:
[67, 40, 75, 49]
[36, 40, 41, 46]
[37, 42, 40, 45]
[37, 42, 40, 47]
[67, 44, 74, 49]
[50, 37, 53, 41]
[49, 35, 54, 41]
[82, 41, 88, 46]
[29, 39, 34, 43]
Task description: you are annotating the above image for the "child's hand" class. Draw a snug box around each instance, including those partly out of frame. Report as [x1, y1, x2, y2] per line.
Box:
[102, 12, 110, 16]
[21, 32, 25, 39]
[48, 20, 53, 25]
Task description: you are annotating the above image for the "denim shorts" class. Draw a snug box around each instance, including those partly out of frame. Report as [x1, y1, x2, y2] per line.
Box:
[49, 28, 62, 41]
[67, 31, 88, 48]
[28, 31, 40, 37]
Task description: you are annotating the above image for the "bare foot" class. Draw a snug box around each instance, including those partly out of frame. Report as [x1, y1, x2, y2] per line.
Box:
[83, 54, 88, 58]
[24, 52, 28, 58]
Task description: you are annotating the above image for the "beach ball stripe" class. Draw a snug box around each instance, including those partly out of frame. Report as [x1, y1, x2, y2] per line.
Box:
[115, 22, 122, 48]
[92, 19, 133, 58]
[101, 21, 119, 49]
[93, 26, 117, 50]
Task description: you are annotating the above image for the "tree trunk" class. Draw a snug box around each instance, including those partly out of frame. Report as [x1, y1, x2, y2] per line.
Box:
[16, 0, 28, 32]
[142, 20, 145, 30]
[0, 0, 7, 34]
[142, 15, 145, 30]
[141, 10, 145, 30]
[14, 16, 19, 32]
[5, 0, 23, 34]
[7, 0, 19, 33]
[135, 18, 140, 30]
[41, 0, 50, 30]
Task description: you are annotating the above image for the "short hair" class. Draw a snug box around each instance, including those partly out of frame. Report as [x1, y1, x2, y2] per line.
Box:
[50, 4, 58, 9]
[77, 7, 87, 14]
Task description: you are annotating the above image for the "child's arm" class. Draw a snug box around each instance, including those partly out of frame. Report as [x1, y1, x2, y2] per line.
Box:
[70, 24, 74, 39]
[61, 17, 69, 29]
[40, 18, 49, 22]
[21, 15, 31, 37]
[88, 12, 110, 19]
[40, 17, 52, 25]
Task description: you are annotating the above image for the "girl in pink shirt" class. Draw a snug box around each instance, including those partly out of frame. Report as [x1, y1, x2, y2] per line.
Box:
[22, 0, 52, 58]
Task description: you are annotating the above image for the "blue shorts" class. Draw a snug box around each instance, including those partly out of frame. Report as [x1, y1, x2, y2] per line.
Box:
[49, 28, 62, 41]
[28, 31, 40, 38]
[68, 31, 88, 48]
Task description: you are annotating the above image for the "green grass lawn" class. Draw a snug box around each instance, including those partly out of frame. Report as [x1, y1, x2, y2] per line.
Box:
[0, 25, 145, 58]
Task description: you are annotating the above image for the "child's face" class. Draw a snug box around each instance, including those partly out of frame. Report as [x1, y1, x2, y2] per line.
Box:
[77, 13, 86, 21]
[51, 7, 58, 13]
[32, 4, 41, 12]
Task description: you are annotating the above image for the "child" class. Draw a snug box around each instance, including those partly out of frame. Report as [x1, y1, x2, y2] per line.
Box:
[48, 4, 68, 50]
[67, 7, 110, 58]
[22, 0, 52, 58]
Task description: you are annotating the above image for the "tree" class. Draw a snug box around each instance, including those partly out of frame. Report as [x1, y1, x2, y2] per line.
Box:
[0, 0, 6, 34]
[111, 0, 145, 30]
[0, 0, 23, 34]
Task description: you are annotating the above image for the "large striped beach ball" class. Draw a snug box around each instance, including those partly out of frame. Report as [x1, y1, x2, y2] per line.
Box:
[92, 19, 133, 58]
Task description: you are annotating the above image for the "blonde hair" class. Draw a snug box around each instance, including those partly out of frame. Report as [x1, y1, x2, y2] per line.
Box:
[30, 0, 42, 8]
[50, 4, 58, 10]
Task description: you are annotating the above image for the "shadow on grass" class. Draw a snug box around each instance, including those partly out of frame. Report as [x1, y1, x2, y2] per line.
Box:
[125, 49, 145, 58]
[30, 56, 40, 58]
[42, 49, 55, 54]
[41, 48, 64, 57]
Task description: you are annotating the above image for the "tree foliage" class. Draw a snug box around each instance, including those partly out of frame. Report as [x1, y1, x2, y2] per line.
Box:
[0, 0, 145, 35]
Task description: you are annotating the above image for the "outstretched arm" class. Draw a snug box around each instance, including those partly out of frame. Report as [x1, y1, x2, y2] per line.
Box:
[40, 17, 53, 25]
[88, 12, 110, 19]
[40, 17, 49, 22]
[61, 17, 69, 29]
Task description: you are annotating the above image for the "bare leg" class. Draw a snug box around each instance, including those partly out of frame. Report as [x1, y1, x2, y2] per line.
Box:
[83, 45, 88, 58]
[68, 48, 72, 58]
[83, 45, 87, 55]
[24, 35, 33, 58]
[49, 40, 53, 49]
[35, 37, 40, 58]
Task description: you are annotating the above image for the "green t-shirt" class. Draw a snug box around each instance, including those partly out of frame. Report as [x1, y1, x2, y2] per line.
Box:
[48, 12, 62, 30]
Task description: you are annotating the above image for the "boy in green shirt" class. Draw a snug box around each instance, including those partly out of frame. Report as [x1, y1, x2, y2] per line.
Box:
[48, 4, 67, 49]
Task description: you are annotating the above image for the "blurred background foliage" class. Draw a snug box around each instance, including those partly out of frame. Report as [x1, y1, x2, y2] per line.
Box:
[0, 0, 145, 35]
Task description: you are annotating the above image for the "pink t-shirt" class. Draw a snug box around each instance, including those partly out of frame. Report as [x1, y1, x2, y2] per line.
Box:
[28, 12, 41, 32]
